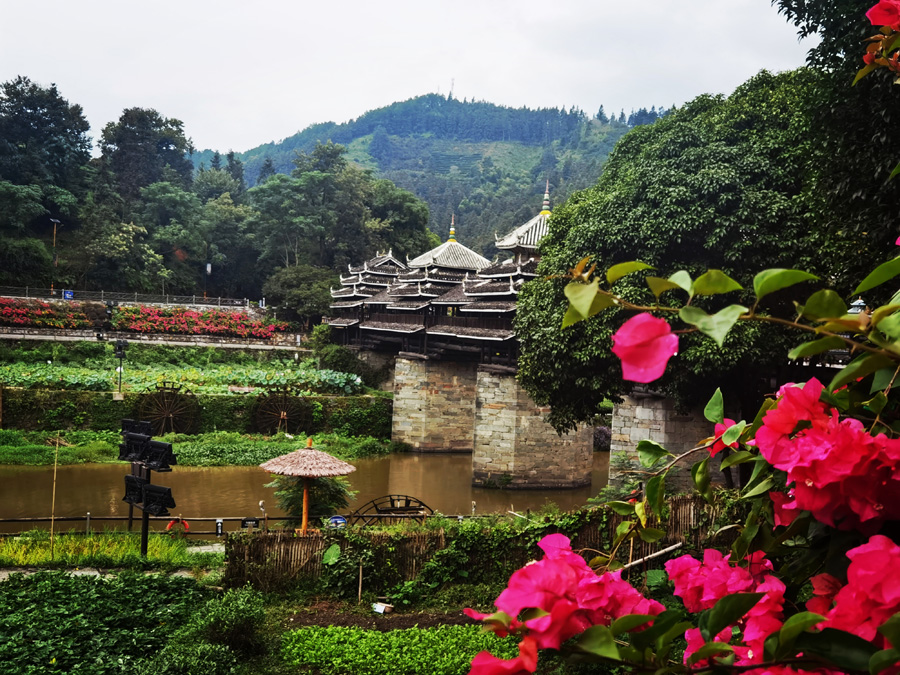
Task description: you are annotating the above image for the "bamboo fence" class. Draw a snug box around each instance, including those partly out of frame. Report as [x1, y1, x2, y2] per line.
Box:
[224, 495, 728, 588]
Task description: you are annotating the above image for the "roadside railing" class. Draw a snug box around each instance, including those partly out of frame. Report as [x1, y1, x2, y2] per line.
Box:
[0, 286, 253, 308]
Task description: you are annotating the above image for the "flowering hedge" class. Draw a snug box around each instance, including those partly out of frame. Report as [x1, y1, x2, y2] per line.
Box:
[0, 298, 92, 329]
[467, 234, 900, 674]
[110, 305, 290, 339]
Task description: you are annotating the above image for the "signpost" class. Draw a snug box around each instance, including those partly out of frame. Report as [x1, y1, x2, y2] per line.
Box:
[119, 419, 177, 557]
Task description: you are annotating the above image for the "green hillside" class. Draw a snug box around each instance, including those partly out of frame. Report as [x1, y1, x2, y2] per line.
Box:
[195, 95, 640, 257]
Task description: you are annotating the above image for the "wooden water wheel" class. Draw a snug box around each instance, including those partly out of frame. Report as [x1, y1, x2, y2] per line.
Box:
[138, 382, 200, 436]
[348, 495, 434, 526]
[254, 386, 313, 435]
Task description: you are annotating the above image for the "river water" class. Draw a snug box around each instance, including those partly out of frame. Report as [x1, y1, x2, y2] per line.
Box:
[0, 452, 609, 533]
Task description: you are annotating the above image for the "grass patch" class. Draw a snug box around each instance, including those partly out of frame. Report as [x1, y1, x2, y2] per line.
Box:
[0, 530, 223, 571]
[0, 431, 403, 466]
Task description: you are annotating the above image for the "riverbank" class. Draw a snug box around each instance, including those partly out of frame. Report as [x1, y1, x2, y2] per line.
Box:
[0, 430, 404, 467]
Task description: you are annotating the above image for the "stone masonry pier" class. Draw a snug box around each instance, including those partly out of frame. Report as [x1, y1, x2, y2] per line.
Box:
[391, 354, 478, 452]
[609, 392, 734, 491]
[471, 365, 592, 489]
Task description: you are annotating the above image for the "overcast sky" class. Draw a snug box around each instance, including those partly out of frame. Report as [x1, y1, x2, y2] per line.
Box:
[0, 1, 816, 154]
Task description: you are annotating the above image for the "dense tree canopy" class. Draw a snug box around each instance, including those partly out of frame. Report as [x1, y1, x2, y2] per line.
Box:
[772, 0, 900, 250]
[516, 69, 866, 431]
[99, 108, 195, 202]
[0, 76, 91, 192]
[0, 78, 435, 302]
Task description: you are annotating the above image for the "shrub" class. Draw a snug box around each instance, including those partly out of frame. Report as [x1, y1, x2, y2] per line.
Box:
[281, 624, 520, 675]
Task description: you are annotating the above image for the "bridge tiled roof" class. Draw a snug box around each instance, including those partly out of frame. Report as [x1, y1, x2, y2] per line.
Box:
[360, 321, 424, 334]
[406, 239, 490, 271]
[495, 212, 549, 251]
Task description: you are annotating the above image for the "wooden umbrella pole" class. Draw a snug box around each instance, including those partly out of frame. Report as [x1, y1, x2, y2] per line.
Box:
[301, 477, 309, 535]
[50, 433, 60, 560]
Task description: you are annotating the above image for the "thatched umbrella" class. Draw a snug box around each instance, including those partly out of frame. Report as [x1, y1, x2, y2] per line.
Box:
[260, 437, 356, 535]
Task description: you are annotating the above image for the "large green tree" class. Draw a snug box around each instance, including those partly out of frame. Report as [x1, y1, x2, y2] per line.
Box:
[516, 69, 863, 432]
[0, 76, 91, 192]
[772, 0, 900, 249]
[99, 108, 194, 204]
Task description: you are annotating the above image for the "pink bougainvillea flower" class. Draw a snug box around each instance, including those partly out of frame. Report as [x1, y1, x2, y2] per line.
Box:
[610, 312, 678, 383]
[806, 573, 842, 616]
[867, 0, 900, 26]
[469, 635, 538, 675]
[710, 418, 738, 458]
[769, 491, 800, 528]
[826, 535, 900, 645]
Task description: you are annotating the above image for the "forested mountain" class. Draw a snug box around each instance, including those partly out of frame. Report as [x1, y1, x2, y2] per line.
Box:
[0, 80, 667, 320]
[195, 95, 667, 257]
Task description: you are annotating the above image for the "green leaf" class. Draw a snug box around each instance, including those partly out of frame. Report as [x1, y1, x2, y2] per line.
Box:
[607, 261, 653, 285]
[480, 611, 512, 630]
[877, 312, 900, 342]
[788, 336, 845, 360]
[638, 527, 666, 543]
[829, 353, 896, 392]
[742, 476, 776, 499]
[646, 276, 683, 298]
[878, 613, 900, 650]
[679, 304, 748, 348]
[872, 368, 896, 393]
[692, 269, 743, 296]
[701, 593, 764, 642]
[565, 279, 601, 320]
[635, 500, 648, 527]
[870, 649, 900, 675]
[692, 457, 712, 502]
[521, 607, 550, 621]
[704, 387, 724, 424]
[686, 643, 734, 667]
[721, 420, 747, 446]
[574, 625, 620, 660]
[778, 612, 826, 647]
[607, 501, 636, 516]
[853, 62, 879, 85]
[646, 474, 665, 517]
[795, 628, 879, 672]
[720, 451, 755, 470]
[668, 270, 693, 294]
[636, 439, 672, 468]
[562, 304, 586, 329]
[610, 614, 657, 635]
[753, 269, 819, 302]
[855, 255, 900, 295]
[890, 160, 900, 182]
[800, 289, 848, 320]
[322, 543, 341, 565]
[865, 391, 889, 415]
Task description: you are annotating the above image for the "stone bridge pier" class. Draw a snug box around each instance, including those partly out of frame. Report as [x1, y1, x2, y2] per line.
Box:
[608, 392, 735, 491]
[391, 356, 592, 488]
[391, 354, 478, 452]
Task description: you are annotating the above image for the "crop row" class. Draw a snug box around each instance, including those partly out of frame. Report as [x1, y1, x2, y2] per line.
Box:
[0, 362, 364, 395]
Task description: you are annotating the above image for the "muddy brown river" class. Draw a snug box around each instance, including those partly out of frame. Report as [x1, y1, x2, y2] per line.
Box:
[0, 452, 609, 533]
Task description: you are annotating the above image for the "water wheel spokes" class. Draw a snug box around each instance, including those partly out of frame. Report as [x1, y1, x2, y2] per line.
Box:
[139, 382, 200, 436]
[348, 494, 434, 526]
[255, 386, 311, 435]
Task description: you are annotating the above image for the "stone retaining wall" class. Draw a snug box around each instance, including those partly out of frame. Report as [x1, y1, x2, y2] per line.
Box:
[0, 327, 302, 350]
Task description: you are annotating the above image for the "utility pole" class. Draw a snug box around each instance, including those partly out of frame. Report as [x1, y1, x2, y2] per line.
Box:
[49, 219, 61, 296]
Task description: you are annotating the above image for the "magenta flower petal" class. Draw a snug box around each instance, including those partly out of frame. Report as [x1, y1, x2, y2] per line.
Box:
[611, 313, 678, 383]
